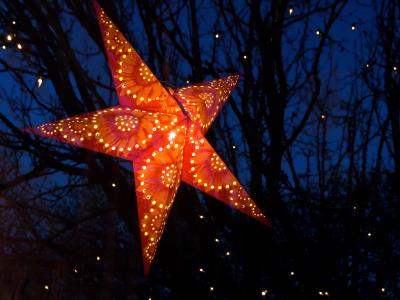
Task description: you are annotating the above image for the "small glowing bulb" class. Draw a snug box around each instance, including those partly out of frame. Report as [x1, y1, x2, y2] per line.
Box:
[199, 267, 205, 273]
[199, 214, 204, 219]
[186, 80, 190, 84]
[6, 34, 12, 41]
[315, 29, 321, 36]
[215, 238, 219, 243]
[318, 291, 324, 296]
[209, 286, 214, 292]
[232, 145, 236, 149]
[320, 114, 326, 120]
[289, 7, 293, 15]
[290, 271, 295, 276]
[367, 232, 372, 237]
[381, 288, 386, 293]
[96, 256, 101, 261]
[215, 33, 220, 39]
[44, 285, 49, 290]
[17, 43, 22, 50]
[73, 268, 78, 273]
[261, 289, 268, 296]
[353, 206, 357, 210]
[112, 183, 116, 187]
[393, 66, 398, 71]
[243, 55, 247, 60]
[351, 24, 356, 31]
[324, 292, 329, 296]
[2, 45, 5, 50]
[225, 251, 231, 256]
[168, 131, 176, 141]
[37, 76, 43, 88]
[365, 63, 370, 68]
[12, 21, 16, 25]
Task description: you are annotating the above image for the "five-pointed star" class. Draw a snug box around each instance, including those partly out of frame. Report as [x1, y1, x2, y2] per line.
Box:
[25, 1, 269, 275]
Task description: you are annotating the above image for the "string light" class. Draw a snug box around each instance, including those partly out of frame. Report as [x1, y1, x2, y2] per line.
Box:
[288, 7, 294, 15]
[209, 286, 214, 292]
[44, 285, 49, 290]
[367, 232, 372, 237]
[318, 291, 329, 297]
[37, 76, 43, 88]
[215, 33, 220, 39]
[111, 183, 116, 187]
[186, 80, 190, 84]
[315, 29, 321, 36]
[381, 288, 386, 293]
[320, 114, 326, 120]
[214, 238, 219, 243]
[2, 45, 5, 50]
[6, 34, 12, 41]
[199, 214, 205, 219]
[73, 268, 79, 274]
[12, 20, 16, 25]
[225, 251, 231, 256]
[351, 23, 356, 31]
[232, 145, 236, 149]
[289, 271, 295, 276]
[243, 55, 247, 60]
[261, 289, 268, 296]
[393, 66, 398, 72]
[199, 267, 205, 273]
[17, 43, 22, 50]
[96, 256, 101, 261]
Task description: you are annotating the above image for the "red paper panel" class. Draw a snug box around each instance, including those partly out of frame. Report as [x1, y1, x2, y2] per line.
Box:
[181, 123, 269, 225]
[133, 119, 187, 275]
[26, 106, 182, 161]
[174, 75, 240, 132]
[93, 1, 179, 113]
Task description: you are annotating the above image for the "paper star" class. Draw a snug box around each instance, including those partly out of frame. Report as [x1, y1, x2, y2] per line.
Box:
[25, 1, 269, 275]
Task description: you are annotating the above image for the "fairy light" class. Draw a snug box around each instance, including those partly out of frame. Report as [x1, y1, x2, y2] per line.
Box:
[2, 45, 5, 50]
[37, 76, 43, 88]
[17, 43, 22, 50]
[199, 267, 205, 273]
[199, 214, 205, 219]
[232, 145, 236, 149]
[96, 256, 101, 261]
[214, 238, 219, 243]
[393, 66, 398, 72]
[73, 268, 79, 274]
[381, 288, 386, 293]
[111, 183, 116, 187]
[261, 289, 268, 296]
[209, 286, 214, 292]
[351, 23, 356, 31]
[12, 21, 16, 25]
[289, 7, 294, 15]
[315, 29, 321, 36]
[225, 251, 231, 256]
[243, 55, 247, 60]
[215, 33, 220, 39]
[6, 34, 12, 41]
[367, 232, 372, 237]
[320, 114, 326, 120]
[289, 271, 295, 276]
[44, 285, 49, 290]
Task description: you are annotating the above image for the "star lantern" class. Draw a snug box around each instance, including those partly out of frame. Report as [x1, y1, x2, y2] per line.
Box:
[25, 0, 269, 275]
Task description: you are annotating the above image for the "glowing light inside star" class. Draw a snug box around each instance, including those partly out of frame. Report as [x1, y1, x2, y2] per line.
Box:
[168, 131, 176, 140]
